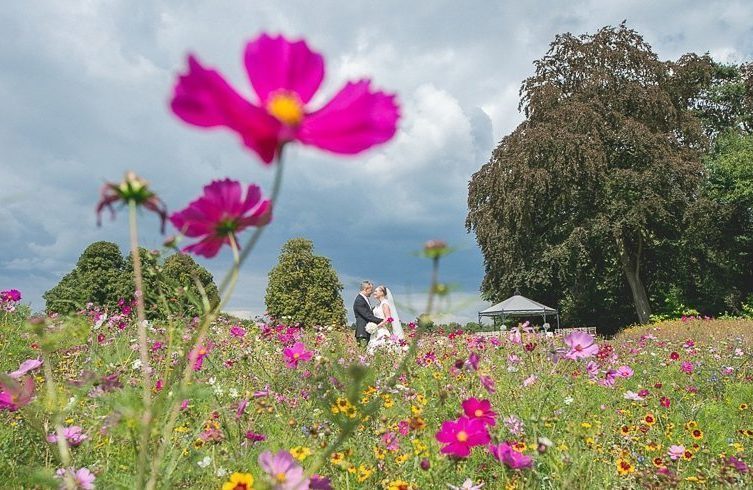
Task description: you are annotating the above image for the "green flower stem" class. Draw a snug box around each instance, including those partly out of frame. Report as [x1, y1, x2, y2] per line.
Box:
[146, 233, 244, 490]
[426, 257, 440, 317]
[130, 200, 154, 489]
[42, 350, 74, 489]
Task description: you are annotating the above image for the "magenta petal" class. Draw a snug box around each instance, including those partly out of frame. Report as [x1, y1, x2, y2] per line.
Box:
[244, 34, 325, 104]
[183, 237, 226, 258]
[299, 80, 399, 154]
[170, 54, 282, 164]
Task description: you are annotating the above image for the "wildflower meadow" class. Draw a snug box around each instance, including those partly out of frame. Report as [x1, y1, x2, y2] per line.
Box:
[2, 17, 753, 490]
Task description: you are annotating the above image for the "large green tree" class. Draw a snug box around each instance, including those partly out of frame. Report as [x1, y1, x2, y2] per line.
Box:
[265, 238, 347, 328]
[466, 24, 714, 328]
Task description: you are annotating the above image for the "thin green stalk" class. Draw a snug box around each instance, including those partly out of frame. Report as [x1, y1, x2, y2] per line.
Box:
[42, 351, 74, 489]
[426, 257, 440, 316]
[146, 229, 244, 490]
[130, 200, 154, 488]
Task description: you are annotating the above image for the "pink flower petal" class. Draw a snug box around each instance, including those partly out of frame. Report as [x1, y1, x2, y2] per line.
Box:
[170, 55, 282, 163]
[298, 80, 399, 154]
[244, 34, 324, 105]
[182, 236, 226, 258]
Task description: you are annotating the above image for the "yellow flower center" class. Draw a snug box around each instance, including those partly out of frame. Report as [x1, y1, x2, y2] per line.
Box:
[275, 472, 287, 483]
[474, 409, 483, 417]
[267, 92, 304, 126]
[456, 430, 468, 442]
[293, 353, 300, 359]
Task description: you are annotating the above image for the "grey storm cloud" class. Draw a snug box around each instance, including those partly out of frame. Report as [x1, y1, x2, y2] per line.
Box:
[1, 0, 752, 322]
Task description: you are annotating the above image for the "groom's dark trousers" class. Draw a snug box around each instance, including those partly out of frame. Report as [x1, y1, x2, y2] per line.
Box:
[353, 294, 382, 347]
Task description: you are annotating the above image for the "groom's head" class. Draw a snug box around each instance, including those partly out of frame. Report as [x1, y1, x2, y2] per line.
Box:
[360, 281, 373, 296]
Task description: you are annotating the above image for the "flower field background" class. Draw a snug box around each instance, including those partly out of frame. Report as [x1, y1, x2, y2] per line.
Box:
[2, 293, 753, 488]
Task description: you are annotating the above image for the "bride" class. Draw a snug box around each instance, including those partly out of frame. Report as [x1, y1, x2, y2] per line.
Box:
[367, 285, 404, 352]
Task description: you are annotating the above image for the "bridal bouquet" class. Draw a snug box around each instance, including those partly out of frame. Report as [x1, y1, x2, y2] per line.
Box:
[365, 322, 378, 334]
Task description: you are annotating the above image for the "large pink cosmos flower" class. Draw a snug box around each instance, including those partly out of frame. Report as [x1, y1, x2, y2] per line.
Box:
[171, 33, 399, 164]
[489, 442, 533, 469]
[563, 331, 599, 360]
[169, 179, 271, 258]
[283, 342, 313, 369]
[435, 416, 490, 458]
[461, 398, 497, 427]
[0, 376, 35, 412]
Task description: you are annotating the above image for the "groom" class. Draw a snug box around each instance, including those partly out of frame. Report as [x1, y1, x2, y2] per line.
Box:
[353, 281, 382, 348]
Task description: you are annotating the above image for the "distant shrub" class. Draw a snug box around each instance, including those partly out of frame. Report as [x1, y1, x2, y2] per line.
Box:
[44, 241, 218, 319]
[265, 238, 346, 328]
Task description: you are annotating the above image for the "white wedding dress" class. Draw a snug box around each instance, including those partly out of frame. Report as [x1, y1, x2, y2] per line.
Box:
[367, 293, 404, 353]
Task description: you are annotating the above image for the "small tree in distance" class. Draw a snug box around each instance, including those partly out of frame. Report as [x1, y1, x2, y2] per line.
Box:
[265, 238, 347, 328]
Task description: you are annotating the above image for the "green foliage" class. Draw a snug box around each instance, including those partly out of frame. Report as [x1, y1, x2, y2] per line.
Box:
[265, 238, 347, 327]
[43, 241, 130, 314]
[467, 24, 713, 331]
[44, 241, 219, 319]
[159, 252, 220, 317]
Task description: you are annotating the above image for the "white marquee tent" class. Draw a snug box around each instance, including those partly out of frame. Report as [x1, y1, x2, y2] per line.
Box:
[478, 293, 559, 330]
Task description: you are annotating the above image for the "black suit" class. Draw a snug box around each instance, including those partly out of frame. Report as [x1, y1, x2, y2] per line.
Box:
[353, 294, 381, 340]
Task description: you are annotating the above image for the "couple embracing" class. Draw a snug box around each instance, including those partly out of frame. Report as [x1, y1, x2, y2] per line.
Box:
[353, 281, 404, 352]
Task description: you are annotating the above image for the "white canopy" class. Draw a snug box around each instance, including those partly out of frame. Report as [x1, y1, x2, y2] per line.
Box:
[478, 294, 559, 329]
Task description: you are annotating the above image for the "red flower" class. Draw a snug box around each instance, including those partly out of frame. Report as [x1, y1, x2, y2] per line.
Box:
[170, 179, 271, 258]
[435, 416, 490, 458]
[461, 398, 497, 427]
[171, 33, 399, 164]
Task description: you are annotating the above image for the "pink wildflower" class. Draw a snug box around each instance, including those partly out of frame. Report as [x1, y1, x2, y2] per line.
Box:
[681, 361, 694, 374]
[616, 365, 634, 378]
[55, 467, 96, 489]
[171, 33, 399, 164]
[230, 325, 246, 338]
[258, 449, 310, 489]
[435, 416, 490, 458]
[0, 289, 21, 302]
[479, 374, 496, 394]
[489, 442, 533, 469]
[564, 331, 599, 360]
[461, 398, 497, 427]
[8, 358, 42, 379]
[668, 445, 685, 460]
[283, 342, 313, 368]
[0, 376, 35, 411]
[169, 179, 271, 258]
[47, 426, 88, 447]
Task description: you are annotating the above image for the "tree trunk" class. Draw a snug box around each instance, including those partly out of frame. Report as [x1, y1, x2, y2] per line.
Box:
[616, 235, 652, 324]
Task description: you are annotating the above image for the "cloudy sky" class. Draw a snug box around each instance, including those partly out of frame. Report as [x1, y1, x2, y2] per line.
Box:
[2, 0, 752, 323]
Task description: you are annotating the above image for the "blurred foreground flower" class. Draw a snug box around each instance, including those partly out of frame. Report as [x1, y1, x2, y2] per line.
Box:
[170, 179, 271, 258]
[55, 467, 96, 489]
[96, 171, 167, 232]
[0, 376, 35, 412]
[171, 33, 399, 164]
[258, 450, 309, 489]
